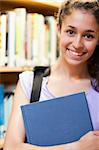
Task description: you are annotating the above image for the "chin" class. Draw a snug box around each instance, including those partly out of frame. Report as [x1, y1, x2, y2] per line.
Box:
[65, 59, 86, 67]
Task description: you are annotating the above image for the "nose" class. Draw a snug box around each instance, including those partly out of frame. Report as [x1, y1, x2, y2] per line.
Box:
[72, 35, 83, 50]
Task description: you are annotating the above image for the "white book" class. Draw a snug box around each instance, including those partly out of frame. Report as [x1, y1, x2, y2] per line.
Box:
[0, 14, 7, 66]
[4, 94, 13, 132]
[7, 11, 16, 66]
[37, 14, 46, 65]
[46, 16, 57, 65]
[15, 8, 26, 66]
[26, 13, 33, 66]
[0, 125, 5, 139]
[32, 13, 47, 66]
[32, 13, 40, 66]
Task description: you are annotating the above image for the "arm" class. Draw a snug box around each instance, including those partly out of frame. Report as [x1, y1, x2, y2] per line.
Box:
[3, 81, 99, 150]
[3, 80, 78, 150]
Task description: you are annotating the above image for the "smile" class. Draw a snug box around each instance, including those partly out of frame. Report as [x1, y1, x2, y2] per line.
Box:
[67, 48, 86, 57]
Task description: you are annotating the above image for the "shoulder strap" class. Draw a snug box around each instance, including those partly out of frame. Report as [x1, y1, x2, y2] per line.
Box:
[30, 66, 50, 103]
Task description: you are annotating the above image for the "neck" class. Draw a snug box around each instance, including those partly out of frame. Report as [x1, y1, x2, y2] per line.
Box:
[52, 57, 90, 80]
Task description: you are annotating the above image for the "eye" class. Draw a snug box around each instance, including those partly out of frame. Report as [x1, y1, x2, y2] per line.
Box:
[84, 34, 95, 40]
[65, 30, 75, 37]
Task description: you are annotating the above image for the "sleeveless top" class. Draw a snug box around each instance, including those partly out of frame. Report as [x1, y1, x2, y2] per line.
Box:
[19, 71, 99, 130]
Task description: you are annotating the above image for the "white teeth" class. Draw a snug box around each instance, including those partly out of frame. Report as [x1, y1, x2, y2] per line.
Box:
[71, 51, 83, 56]
[67, 49, 84, 56]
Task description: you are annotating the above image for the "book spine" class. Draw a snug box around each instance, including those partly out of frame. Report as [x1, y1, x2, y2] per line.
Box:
[7, 11, 16, 66]
[15, 8, 26, 66]
[0, 14, 7, 66]
[0, 85, 5, 140]
[46, 16, 57, 65]
[4, 94, 13, 133]
[26, 13, 33, 66]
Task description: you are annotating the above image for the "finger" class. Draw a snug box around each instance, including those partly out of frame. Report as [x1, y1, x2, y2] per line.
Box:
[93, 130, 99, 136]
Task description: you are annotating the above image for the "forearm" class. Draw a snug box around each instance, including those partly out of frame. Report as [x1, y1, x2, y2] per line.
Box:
[4, 143, 37, 150]
[4, 141, 80, 150]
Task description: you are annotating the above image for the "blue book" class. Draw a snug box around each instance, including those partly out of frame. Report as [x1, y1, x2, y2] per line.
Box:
[21, 92, 93, 146]
[0, 85, 4, 126]
[0, 84, 5, 139]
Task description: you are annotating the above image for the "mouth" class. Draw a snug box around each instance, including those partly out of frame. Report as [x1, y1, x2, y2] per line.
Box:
[67, 48, 86, 61]
[67, 48, 86, 57]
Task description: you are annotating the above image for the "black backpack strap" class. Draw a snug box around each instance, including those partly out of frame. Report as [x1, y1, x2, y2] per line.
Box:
[30, 66, 50, 103]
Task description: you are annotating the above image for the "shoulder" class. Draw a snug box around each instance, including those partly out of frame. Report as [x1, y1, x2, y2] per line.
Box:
[19, 71, 34, 99]
[19, 71, 34, 88]
[19, 70, 50, 101]
[19, 70, 34, 79]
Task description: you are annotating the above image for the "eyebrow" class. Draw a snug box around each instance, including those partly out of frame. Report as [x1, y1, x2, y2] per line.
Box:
[85, 30, 95, 33]
[68, 25, 96, 33]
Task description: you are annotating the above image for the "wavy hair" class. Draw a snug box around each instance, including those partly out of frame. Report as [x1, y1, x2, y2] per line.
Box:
[57, 0, 99, 91]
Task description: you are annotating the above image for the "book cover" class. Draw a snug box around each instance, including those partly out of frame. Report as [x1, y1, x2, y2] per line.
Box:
[21, 92, 93, 146]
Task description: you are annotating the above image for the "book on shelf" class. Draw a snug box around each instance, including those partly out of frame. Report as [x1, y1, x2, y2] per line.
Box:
[45, 16, 57, 65]
[7, 11, 16, 67]
[21, 92, 93, 146]
[4, 93, 13, 133]
[0, 14, 7, 66]
[0, 7, 58, 67]
[26, 13, 33, 66]
[0, 84, 15, 139]
[32, 13, 46, 66]
[0, 85, 5, 140]
[15, 8, 26, 66]
[4, 85, 15, 135]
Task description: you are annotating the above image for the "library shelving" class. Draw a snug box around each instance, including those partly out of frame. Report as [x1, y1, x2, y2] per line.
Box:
[0, 0, 60, 83]
[0, 0, 60, 15]
[0, 0, 60, 82]
[0, 66, 33, 84]
[0, 0, 61, 148]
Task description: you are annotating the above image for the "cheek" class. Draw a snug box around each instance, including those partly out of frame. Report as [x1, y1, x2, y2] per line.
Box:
[59, 34, 70, 48]
[87, 43, 97, 52]
[86, 43, 97, 57]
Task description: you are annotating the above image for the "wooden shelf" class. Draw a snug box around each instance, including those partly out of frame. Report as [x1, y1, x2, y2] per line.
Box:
[0, 1, 60, 148]
[0, 66, 33, 73]
[0, 0, 61, 15]
[0, 66, 34, 84]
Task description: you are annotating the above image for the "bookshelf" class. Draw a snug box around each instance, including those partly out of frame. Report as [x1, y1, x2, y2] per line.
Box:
[0, 0, 60, 83]
[0, 0, 60, 15]
[0, 66, 33, 84]
[0, 0, 61, 148]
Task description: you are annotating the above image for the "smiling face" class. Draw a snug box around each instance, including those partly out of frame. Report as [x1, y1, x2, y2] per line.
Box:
[58, 9, 99, 67]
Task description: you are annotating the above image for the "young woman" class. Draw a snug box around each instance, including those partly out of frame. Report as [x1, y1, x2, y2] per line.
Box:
[4, 0, 99, 149]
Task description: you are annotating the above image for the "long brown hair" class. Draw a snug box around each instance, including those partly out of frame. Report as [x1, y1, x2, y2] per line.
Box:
[57, 0, 99, 91]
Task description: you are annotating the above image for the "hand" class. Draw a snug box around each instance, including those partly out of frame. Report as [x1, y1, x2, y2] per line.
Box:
[78, 131, 99, 150]
[7, 131, 99, 150]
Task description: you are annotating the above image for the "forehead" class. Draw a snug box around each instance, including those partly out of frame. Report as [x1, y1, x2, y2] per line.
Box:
[62, 9, 99, 31]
